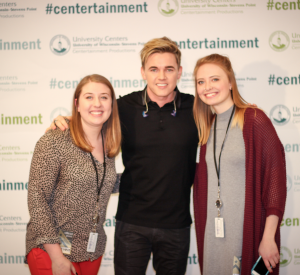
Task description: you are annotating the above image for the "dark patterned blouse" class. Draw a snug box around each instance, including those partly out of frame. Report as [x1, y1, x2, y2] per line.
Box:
[25, 128, 118, 263]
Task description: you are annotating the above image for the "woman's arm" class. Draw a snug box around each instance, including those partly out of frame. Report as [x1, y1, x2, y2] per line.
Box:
[28, 133, 61, 245]
[29, 133, 77, 275]
[258, 215, 280, 273]
[252, 110, 287, 273]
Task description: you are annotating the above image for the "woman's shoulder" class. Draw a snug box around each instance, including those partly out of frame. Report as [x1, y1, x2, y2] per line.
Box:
[37, 128, 71, 149]
[244, 108, 272, 127]
[244, 107, 280, 142]
[245, 107, 265, 117]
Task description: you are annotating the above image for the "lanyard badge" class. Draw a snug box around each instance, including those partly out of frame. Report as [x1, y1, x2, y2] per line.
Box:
[59, 229, 73, 255]
[87, 130, 106, 252]
[213, 106, 235, 238]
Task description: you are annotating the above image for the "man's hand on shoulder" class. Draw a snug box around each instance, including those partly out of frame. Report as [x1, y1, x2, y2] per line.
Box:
[45, 116, 71, 133]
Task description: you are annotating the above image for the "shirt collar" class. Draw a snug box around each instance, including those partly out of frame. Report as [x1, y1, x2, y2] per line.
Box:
[141, 85, 181, 108]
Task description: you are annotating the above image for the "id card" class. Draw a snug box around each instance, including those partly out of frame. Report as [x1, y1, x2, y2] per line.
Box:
[233, 256, 242, 275]
[215, 217, 224, 238]
[87, 232, 98, 252]
[58, 229, 73, 255]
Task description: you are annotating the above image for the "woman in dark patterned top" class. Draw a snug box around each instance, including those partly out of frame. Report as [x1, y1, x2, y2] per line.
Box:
[192, 54, 286, 275]
[26, 75, 121, 275]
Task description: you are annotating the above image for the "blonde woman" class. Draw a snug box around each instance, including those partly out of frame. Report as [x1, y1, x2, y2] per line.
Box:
[193, 54, 286, 275]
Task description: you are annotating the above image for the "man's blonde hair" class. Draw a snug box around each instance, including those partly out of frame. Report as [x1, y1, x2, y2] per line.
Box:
[140, 37, 181, 68]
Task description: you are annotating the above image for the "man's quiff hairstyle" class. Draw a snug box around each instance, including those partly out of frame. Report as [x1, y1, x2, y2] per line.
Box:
[140, 37, 181, 68]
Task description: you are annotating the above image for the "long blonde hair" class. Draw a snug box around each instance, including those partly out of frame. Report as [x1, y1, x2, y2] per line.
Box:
[70, 74, 121, 158]
[193, 54, 254, 145]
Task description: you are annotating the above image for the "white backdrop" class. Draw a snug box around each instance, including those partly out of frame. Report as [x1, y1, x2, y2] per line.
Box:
[0, 0, 299, 274]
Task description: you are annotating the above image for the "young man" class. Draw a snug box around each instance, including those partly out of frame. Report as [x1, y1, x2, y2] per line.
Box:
[50, 37, 199, 275]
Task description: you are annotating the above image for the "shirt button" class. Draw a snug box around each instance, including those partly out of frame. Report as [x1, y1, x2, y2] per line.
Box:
[160, 120, 162, 123]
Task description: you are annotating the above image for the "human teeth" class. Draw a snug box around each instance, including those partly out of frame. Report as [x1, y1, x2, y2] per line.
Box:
[157, 84, 167, 86]
[206, 93, 217, 98]
[91, 112, 103, 114]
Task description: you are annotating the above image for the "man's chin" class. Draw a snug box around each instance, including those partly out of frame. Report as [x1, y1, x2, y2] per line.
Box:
[153, 89, 175, 97]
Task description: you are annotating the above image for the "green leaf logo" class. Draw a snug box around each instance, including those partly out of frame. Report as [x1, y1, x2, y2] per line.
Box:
[158, 0, 179, 17]
[279, 246, 292, 267]
[269, 31, 290, 52]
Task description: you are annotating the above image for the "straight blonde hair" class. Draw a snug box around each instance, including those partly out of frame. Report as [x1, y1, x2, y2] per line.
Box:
[70, 74, 121, 158]
[140, 37, 181, 68]
[193, 54, 255, 145]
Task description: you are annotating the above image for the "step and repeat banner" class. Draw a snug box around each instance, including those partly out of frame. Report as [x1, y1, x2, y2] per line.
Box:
[0, 0, 299, 274]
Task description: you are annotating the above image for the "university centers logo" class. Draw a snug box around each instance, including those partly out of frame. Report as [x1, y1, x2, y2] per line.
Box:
[50, 107, 70, 122]
[269, 105, 291, 126]
[280, 246, 292, 267]
[269, 31, 290, 52]
[158, 0, 179, 17]
[50, 35, 71, 56]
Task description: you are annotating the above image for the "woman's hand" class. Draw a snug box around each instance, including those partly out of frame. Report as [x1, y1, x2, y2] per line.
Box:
[51, 255, 77, 275]
[258, 215, 280, 273]
[44, 243, 77, 275]
[46, 116, 71, 133]
[258, 236, 280, 273]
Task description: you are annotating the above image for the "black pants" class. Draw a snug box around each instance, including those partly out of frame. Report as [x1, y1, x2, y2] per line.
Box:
[114, 221, 190, 275]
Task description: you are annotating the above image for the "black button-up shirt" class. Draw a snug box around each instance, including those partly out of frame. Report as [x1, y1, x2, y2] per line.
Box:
[116, 87, 199, 229]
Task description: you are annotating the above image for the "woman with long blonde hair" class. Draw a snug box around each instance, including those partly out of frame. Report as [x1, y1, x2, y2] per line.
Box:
[193, 54, 286, 275]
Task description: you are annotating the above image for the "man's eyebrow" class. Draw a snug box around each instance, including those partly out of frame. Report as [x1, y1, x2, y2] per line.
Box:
[148, 65, 176, 69]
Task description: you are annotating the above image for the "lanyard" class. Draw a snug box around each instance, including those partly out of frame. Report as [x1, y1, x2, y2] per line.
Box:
[213, 105, 235, 216]
[89, 130, 106, 231]
[90, 130, 106, 203]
